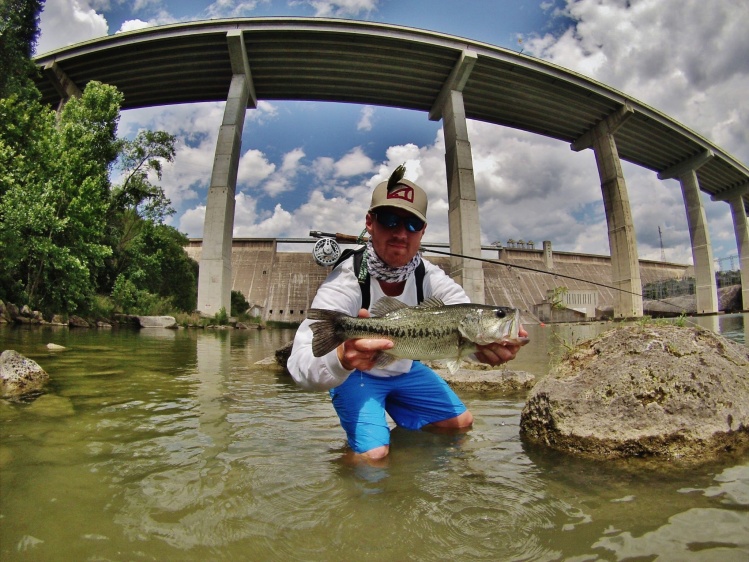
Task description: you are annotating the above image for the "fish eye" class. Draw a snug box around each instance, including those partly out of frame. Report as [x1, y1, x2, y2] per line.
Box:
[495, 309, 506, 319]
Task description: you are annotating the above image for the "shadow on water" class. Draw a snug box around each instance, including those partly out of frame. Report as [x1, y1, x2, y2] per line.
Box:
[1, 315, 747, 560]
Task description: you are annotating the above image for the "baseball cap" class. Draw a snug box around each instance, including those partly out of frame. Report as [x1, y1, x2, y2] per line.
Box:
[369, 178, 428, 223]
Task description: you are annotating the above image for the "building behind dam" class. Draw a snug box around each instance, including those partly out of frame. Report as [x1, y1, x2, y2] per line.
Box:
[185, 239, 691, 323]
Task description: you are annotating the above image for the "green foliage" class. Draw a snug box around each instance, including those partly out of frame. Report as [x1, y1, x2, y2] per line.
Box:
[549, 286, 568, 309]
[0, 5, 194, 317]
[111, 274, 175, 315]
[0, 0, 43, 97]
[110, 130, 176, 222]
[214, 307, 229, 325]
[0, 81, 121, 313]
[231, 290, 250, 317]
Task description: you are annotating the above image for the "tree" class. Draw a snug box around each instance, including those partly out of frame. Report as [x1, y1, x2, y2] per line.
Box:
[0, 0, 43, 98]
[100, 130, 177, 290]
[102, 130, 198, 313]
[0, 0, 196, 315]
[0, 81, 122, 313]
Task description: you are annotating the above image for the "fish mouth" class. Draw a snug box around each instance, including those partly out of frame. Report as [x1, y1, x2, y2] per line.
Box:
[501, 309, 529, 345]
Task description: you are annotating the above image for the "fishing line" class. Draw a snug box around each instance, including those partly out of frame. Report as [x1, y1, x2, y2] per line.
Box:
[422, 247, 687, 311]
[309, 231, 690, 313]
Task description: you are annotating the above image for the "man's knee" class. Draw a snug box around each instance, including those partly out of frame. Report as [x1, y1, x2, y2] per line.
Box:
[432, 410, 473, 429]
[360, 444, 389, 460]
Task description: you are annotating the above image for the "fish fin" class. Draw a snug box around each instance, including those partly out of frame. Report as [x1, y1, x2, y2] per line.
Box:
[308, 308, 346, 357]
[416, 297, 445, 309]
[369, 296, 409, 317]
[373, 351, 398, 368]
[445, 359, 461, 374]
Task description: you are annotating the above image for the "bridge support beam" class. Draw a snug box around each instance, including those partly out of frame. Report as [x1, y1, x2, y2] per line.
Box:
[659, 150, 718, 314]
[574, 105, 643, 318]
[713, 182, 749, 311]
[728, 196, 749, 310]
[431, 51, 484, 303]
[442, 90, 484, 303]
[43, 61, 81, 112]
[197, 31, 256, 315]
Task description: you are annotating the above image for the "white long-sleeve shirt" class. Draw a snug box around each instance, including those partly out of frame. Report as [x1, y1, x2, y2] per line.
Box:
[287, 254, 469, 391]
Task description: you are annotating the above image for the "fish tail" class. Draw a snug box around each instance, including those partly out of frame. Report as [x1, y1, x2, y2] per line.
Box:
[308, 308, 347, 357]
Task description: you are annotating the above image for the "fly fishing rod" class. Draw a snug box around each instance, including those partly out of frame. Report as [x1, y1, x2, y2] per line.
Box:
[309, 230, 690, 313]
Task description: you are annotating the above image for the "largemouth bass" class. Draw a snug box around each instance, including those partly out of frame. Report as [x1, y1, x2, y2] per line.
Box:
[308, 297, 528, 373]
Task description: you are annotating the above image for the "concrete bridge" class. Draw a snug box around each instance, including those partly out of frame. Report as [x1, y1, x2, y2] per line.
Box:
[184, 238, 692, 324]
[34, 18, 749, 316]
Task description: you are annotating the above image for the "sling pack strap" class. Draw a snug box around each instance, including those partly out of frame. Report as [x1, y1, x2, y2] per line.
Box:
[334, 247, 425, 310]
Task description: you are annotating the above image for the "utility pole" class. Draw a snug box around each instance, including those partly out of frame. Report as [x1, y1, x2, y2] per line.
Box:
[659, 226, 666, 262]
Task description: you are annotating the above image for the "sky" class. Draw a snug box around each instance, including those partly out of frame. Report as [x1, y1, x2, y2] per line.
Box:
[35, 0, 749, 268]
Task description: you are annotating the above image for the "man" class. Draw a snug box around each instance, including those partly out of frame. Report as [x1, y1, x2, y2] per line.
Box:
[288, 169, 527, 461]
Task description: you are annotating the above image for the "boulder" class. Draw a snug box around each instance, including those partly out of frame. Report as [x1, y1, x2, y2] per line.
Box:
[440, 368, 536, 393]
[1, 350, 49, 398]
[274, 340, 294, 374]
[520, 324, 749, 463]
[68, 315, 90, 328]
[135, 316, 177, 329]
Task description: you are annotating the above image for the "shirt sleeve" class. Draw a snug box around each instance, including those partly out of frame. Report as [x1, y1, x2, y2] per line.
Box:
[422, 259, 471, 305]
[287, 258, 362, 391]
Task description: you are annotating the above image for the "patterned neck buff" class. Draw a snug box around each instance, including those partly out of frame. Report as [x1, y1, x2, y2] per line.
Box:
[364, 240, 421, 284]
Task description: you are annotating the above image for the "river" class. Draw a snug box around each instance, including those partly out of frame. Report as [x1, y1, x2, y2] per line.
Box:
[1, 314, 747, 560]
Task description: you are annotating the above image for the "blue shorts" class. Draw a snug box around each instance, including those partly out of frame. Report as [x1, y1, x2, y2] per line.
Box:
[329, 361, 467, 454]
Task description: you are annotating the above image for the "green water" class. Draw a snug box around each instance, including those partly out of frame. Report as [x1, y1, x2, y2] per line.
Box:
[1, 317, 748, 561]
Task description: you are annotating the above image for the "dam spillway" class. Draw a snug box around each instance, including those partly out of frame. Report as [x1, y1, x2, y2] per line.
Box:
[185, 239, 691, 323]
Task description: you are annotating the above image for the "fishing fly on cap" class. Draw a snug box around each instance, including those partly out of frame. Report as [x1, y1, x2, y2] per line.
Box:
[369, 164, 428, 223]
[387, 164, 407, 192]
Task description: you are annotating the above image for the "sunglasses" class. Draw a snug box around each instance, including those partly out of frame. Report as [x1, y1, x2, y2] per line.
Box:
[372, 211, 425, 233]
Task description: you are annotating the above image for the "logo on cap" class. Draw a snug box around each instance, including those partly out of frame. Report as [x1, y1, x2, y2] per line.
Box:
[387, 186, 415, 203]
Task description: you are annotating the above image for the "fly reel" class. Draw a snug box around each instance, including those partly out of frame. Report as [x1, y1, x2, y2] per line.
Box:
[312, 237, 341, 267]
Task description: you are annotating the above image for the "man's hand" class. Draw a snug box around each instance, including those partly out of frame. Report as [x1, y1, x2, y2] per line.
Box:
[337, 309, 394, 371]
[475, 326, 529, 366]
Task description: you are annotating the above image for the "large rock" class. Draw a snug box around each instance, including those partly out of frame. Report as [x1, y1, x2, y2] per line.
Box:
[1, 350, 49, 398]
[136, 315, 177, 329]
[520, 324, 749, 463]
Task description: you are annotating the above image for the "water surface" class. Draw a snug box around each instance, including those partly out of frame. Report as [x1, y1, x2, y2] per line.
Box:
[1, 315, 747, 560]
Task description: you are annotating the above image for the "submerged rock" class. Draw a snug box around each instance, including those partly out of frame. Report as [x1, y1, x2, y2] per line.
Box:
[1, 350, 49, 398]
[520, 324, 749, 463]
[439, 367, 536, 393]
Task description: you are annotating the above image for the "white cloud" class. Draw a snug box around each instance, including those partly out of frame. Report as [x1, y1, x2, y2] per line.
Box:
[205, 0, 267, 19]
[117, 19, 151, 33]
[237, 150, 276, 188]
[234, 199, 295, 237]
[37, 0, 109, 54]
[179, 205, 206, 238]
[357, 106, 375, 131]
[291, 0, 379, 18]
[334, 147, 375, 177]
[261, 148, 306, 196]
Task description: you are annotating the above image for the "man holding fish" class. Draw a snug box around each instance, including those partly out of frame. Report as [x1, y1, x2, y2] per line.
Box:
[288, 166, 528, 461]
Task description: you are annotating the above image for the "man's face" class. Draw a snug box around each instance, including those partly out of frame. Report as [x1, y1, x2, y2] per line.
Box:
[365, 207, 426, 268]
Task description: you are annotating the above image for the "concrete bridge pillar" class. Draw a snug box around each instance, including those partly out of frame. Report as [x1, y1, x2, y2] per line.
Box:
[728, 197, 749, 311]
[442, 90, 485, 303]
[430, 50, 484, 303]
[658, 151, 718, 314]
[711, 182, 749, 311]
[197, 31, 256, 315]
[573, 105, 643, 318]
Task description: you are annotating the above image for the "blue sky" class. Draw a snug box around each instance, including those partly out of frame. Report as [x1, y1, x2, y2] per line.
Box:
[36, 0, 749, 267]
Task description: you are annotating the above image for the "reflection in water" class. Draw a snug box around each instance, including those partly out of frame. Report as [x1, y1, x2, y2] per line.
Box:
[0, 316, 747, 560]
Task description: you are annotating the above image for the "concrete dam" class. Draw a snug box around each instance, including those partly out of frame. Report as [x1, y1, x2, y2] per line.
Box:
[185, 239, 691, 323]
